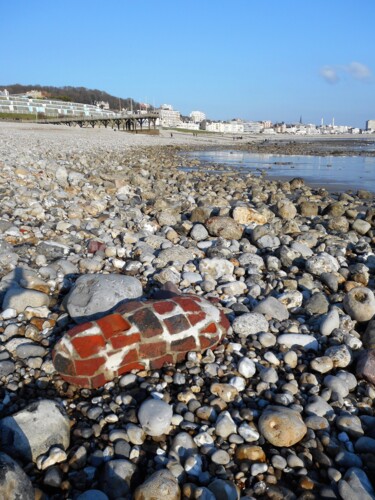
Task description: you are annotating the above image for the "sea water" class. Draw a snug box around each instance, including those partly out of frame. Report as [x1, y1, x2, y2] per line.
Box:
[185, 151, 375, 193]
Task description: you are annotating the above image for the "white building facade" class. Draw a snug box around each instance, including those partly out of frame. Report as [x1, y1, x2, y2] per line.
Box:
[190, 111, 206, 123]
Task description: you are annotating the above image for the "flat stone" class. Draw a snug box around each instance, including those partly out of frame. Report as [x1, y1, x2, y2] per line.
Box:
[2, 285, 50, 314]
[232, 312, 269, 337]
[66, 274, 142, 323]
[0, 400, 70, 462]
[277, 333, 318, 351]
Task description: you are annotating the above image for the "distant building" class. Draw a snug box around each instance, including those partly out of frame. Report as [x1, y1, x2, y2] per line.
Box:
[158, 105, 181, 127]
[26, 90, 44, 99]
[242, 121, 264, 133]
[0, 88, 9, 97]
[95, 100, 110, 110]
[176, 122, 200, 130]
[0, 93, 118, 118]
[366, 120, 375, 131]
[204, 120, 244, 134]
[190, 111, 206, 123]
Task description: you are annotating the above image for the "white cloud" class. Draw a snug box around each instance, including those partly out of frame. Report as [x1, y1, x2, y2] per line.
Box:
[345, 61, 371, 81]
[320, 61, 372, 84]
[320, 66, 339, 84]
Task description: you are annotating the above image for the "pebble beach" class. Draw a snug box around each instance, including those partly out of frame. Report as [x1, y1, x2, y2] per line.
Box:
[1, 121, 375, 499]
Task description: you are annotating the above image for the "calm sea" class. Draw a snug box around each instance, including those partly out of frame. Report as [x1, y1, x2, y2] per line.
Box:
[185, 151, 375, 194]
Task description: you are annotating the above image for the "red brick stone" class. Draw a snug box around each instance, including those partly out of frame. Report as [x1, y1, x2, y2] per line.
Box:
[176, 297, 202, 312]
[90, 373, 108, 388]
[75, 357, 106, 376]
[72, 334, 106, 359]
[219, 311, 230, 329]
[118, 361, 145, 376]
[97, 313, 131, 338]
[188, 312, 206, 326]
[139, 341, 167, 359]
[171, 336, 197, 352]
[150, 354, 174, 370]
[164, 314, 191, 335]
[116, 301, 144, 314]
[52, 352, 76, 376]
[153, 301, 176, 315]
[121, 348, 139, 365]
[200, 335, 214, 350]
[129, 309, 163, 338]
[201, 322, 217, 334]
[175, 352, 187, 363]
[60, 375, 91, 387]
[67, 322, 94, 338]
[110, 332, 141, 350]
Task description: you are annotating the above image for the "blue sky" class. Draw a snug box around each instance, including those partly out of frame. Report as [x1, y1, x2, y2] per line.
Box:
[1, 0, 374, 127]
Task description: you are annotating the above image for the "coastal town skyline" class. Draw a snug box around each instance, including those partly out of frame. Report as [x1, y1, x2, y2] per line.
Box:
[1, 0, 374, 128]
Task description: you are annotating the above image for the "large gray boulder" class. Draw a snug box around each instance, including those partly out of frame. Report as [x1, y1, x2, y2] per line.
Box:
[0, 400, 70, 462]
[66, 273, 142, 323]
[0, 452, 34, 500]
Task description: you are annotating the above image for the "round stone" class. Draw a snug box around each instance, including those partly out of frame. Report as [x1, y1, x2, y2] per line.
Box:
[237, 357, 256, 378]
[134, 469, 180, 500]
[258, 406, 307, 447]
[343, 287, 375, 322]
[138, 399, 173, 436]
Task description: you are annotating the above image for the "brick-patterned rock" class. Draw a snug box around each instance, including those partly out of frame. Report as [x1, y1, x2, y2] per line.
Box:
[53, 295, 230, 388]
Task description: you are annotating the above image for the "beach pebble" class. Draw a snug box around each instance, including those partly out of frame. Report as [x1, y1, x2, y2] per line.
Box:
[207, 479, 240, 500]
[320, 308, 340, 336]
[138, 399, 173, 436]
[0, 452, 34, 500]
[232, 312, 268, 337]
[254, 296, 289, 321]
[343, 287, 375, 322]
[134, 469, 180, 500]
[99, 460, 139, 498]
[0, 400, 70, 462]
[205, 216, 243, 240]
[305, 252, 340, 276]
[277, 333, 318, 351]
[338, 467, 375, 500]
[215, 411, 237, 438]
[258, 406, 307, 447]
[237, 357, 256, 378]
[66, 273, 142, 322]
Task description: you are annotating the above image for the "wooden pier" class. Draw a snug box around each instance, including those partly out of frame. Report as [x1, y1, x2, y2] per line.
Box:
[37, 112, 159, 131]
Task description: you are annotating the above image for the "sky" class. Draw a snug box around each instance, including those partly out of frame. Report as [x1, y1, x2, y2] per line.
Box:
[1, 0, 374, 127]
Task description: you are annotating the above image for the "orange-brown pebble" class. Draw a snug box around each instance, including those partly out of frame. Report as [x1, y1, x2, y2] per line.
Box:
[236, 445, 266, 462]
